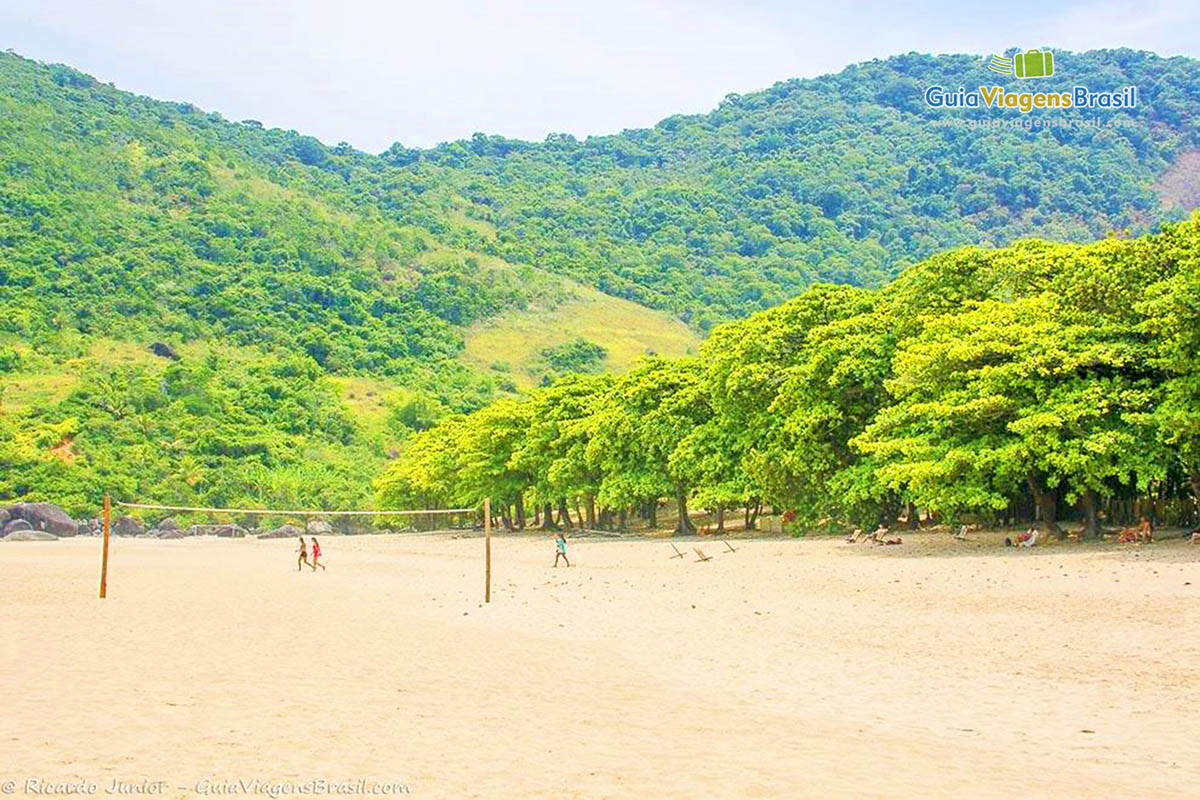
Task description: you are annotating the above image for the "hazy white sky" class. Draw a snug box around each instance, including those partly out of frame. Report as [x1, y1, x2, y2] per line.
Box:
[1, 1, 1197, 152]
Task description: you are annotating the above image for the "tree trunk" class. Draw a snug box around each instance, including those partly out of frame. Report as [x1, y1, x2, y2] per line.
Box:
[646, 499, 658, 530]
[907, 501, 920, 530]
[500, 506, 513, 531]
[1081, 488, 1099, 538]
[514, 493, 525, 531]
[1152, 482, 1161, 532]
[618, 508, 627, 531]
[715, 506, 725, 533]
[585, 495, 597, 528]
[747, 500, 761, 531]
[557, 499, 573, 528]
[540, 503, 557, 530]
[674, 485, 697, 536]
[1027, 473, 1062, 537]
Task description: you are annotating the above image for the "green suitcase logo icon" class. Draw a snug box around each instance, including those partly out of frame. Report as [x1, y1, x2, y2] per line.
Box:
[1014, 49, 1054, 78]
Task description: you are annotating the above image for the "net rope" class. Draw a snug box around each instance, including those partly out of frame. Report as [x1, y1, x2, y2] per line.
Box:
[114, 501, 475, 516]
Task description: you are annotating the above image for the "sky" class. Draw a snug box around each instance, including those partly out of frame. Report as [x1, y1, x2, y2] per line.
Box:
[1, 0, 1197, 152]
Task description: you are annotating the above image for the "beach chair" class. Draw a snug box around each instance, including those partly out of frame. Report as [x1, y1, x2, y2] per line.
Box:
[723, 540, 738, 553]
[669, 543, 686, 559]
[693, 547, 712, 562]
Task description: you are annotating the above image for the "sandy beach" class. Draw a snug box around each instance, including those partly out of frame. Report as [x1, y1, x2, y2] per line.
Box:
[2, 532, 1197, 799]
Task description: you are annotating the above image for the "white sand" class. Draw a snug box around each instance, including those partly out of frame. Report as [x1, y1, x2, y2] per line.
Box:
[2, 533, 1198, 799]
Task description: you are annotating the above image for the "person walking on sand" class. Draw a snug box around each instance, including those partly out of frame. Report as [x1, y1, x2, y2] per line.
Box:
[553, 532, 570, 568]
[310, 537, 326, 571]
[296, 536, 310, 571]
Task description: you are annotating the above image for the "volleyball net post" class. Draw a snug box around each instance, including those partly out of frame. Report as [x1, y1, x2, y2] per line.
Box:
[99, 494, 111, 599]
[485, 496, 492, 604]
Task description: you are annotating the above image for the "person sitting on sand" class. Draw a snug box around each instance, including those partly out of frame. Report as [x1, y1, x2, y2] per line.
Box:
[1118, 517, 1153, 544]
[310, 537, 326, 571]
[553, 532, 570, 567]
[1191, 529, 1200, 545]
[296, 536, 310, 571]
[844, 528, 863, 543]
[1016, 527, 1038, 548]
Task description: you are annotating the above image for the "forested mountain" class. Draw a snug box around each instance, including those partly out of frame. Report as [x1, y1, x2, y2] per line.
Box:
[1, 47, 1199, 515]
[395, 50, 1200, 327]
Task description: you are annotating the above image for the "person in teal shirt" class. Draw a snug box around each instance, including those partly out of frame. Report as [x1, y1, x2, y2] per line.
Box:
[553, 532, 570, 567]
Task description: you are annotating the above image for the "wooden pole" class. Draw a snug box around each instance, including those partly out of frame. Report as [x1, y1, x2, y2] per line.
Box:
[484, 497, 491, 604]
[99, 494, 111, 599]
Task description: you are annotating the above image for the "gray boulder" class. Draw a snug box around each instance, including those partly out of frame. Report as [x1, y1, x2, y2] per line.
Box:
[113, 516, 143, 537]
[8, 502, 78, 537]
[214, 524, 248, 538]
[4, 529, 58, 542]
[156, 517, 180, 531]
[306, 519, 334, 536]
[157, 529, 187, 540]
[259, 523, 304, 540]
[0, 508, 9, 526]
[4, 519, 33, 536]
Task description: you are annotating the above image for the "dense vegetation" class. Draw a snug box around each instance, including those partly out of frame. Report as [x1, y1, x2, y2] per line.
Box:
[379, 218, 1200, 536]
[1, 47, 1199, 517]
[396, 50, 1200, 328]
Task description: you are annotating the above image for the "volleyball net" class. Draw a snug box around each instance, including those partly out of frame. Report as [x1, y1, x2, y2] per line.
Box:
[111, 499, 480, 534]
[97, 496, 493, 599]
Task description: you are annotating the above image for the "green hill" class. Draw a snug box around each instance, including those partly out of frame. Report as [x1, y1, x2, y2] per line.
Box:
[1, 47, 1199, 515]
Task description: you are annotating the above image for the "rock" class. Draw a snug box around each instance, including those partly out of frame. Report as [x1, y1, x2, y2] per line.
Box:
[214, 524, 248, 538]
[113, 516, 143, 537]
[156, 517, 180, 531]
[157, 529, 187, 540]
[149, 342, 180, 360]
[4, 519, 33, 536]
[0, 508, 9, 526]
[4, 529, 58, 541]
[306, 520, 333, 536]
[8, 502, 78, 537]
[259, 523, 304, 540]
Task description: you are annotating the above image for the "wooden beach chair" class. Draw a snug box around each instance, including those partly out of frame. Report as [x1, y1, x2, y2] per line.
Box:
[669, 543, 686, 559]
[723, 540, 738, 553]
[693, 547, 712, 562]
